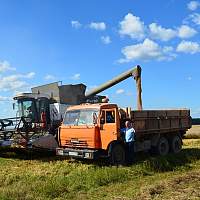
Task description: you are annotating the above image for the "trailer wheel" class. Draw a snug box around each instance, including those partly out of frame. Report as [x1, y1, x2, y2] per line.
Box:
[170, 135, 182, 153]
[109, 143, 126, 165]
[156, 137, 169, 156]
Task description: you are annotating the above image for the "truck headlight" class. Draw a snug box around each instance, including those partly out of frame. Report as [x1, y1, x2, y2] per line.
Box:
[84, 152, 90, 158]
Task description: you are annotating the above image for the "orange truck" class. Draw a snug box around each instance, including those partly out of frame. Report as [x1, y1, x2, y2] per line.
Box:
[56, 66, 191, 164]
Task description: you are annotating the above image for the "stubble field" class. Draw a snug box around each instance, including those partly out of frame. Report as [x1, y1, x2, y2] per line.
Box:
[0, 126, 200, 200]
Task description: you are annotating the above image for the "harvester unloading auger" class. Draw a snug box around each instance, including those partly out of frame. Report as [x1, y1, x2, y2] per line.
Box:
[85, 65, 142, 110]
[0, 65, 142, 148]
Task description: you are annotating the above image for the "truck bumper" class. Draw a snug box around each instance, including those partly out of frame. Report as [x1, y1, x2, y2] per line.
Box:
[56, 147, 100, 159]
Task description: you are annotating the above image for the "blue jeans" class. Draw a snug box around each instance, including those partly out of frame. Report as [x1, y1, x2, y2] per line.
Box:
[126, 141, 134, 164]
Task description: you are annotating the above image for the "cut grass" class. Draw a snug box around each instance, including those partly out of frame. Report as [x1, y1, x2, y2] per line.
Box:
[0, 139, 199, 200]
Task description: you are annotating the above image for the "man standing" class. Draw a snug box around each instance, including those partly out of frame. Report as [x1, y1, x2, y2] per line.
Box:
[121, 121, 135, 164]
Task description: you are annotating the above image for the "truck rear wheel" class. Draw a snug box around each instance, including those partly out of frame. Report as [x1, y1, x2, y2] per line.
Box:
[109, 143, 126, 165]
[156, 136, 169, 156]
[170, 135, 182, 153]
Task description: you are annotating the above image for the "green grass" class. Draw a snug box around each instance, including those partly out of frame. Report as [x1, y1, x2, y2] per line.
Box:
[0, 139, 200, 200]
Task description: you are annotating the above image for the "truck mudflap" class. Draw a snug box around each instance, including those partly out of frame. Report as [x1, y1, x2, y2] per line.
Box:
[56, 148, 100, 159]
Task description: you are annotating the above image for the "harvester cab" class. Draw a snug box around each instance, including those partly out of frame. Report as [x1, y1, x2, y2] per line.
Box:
[13, 93, 50, 126]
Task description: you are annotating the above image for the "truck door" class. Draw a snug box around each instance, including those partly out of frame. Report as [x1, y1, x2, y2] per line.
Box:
[99, 109, 118, 150]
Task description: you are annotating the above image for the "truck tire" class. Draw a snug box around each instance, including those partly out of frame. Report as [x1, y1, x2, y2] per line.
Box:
[109, 143, 126, 165]
[170, 135, 182, 153]
[155, 136, 169, 156]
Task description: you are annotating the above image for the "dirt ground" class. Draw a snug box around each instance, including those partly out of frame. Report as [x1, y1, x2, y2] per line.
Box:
[135, 171, 200, 200]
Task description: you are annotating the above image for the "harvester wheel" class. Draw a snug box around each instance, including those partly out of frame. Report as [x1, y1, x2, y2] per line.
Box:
[170, 135, 182, 153]
[109, 143, 126, 166]
[156, 136, 169, 156]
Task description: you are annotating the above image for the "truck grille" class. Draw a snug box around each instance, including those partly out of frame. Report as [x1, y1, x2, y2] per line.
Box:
[65, 139, 88, 148]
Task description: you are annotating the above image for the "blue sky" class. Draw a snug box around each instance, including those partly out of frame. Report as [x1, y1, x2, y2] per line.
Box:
[0, 0, 200, 118]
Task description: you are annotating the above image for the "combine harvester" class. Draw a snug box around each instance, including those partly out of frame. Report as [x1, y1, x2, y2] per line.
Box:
[0, 82, 105, 148]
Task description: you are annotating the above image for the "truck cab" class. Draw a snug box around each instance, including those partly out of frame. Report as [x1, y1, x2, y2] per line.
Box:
[57, 103, 124, 163]
[56, 102, 191, 165]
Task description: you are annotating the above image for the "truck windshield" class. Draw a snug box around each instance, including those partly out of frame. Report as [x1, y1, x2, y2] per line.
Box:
[63, 109, 99, 126]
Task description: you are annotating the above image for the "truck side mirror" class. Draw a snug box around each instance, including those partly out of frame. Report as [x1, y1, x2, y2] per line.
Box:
[100, 117, 105, 124]
[100, 111, 105, 125]
[100, 118, 105, 130]
[12, 103, 15, 110]
[93, 113, 98, 124]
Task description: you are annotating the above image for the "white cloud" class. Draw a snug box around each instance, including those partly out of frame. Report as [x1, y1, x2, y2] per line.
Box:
[119, 38, 175, 63]
[149, 23, 177, 41]
[0, 96, 12, 101]
[119, 14, 196, 42]
[0, 79, 27, 91]
[119, 13, 145, 40]
[0, 61, 16, 73]
[183, 13, 200, 25]
[71, 20, 82, 29]
[89, 22, 106, 30]
[25, 72, 35, 79]
[2, 72, 35, 81]
[70, 73, 80, 80]
[190, 13, 200, 25]
[116, 89, 125, 94]
[149, 23, 197, 41]
[187, 1, 200, 11]
[176, 40, 200, 54]
[44, 74, 55, 80]
[178, 25, 197, 38]
[0, 72, 35, 92]
[101, 36, 111, 44]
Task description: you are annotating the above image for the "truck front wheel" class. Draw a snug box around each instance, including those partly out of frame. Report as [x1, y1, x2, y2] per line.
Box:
[170, 135, 182, 153]
[155, 136, 169, 156]
[109, 143, 126, 165]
